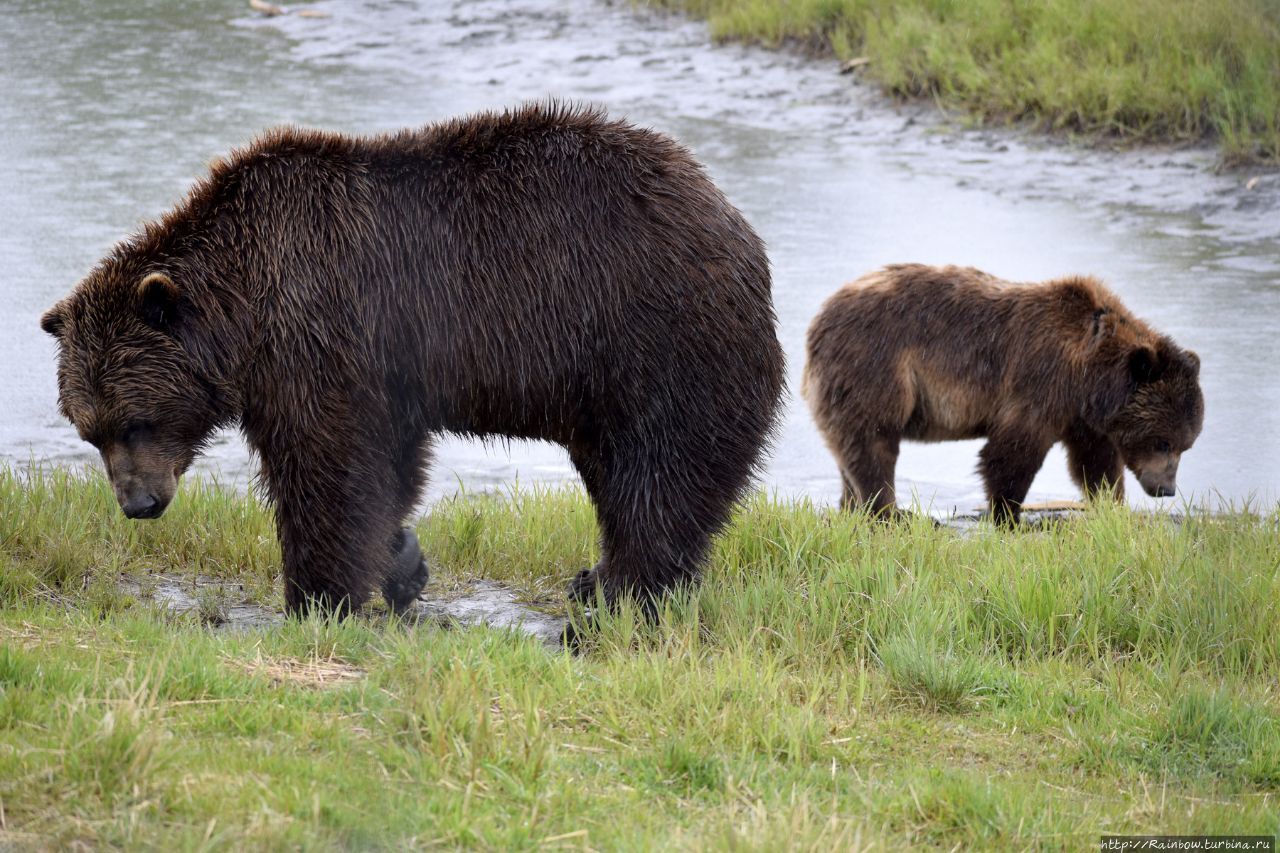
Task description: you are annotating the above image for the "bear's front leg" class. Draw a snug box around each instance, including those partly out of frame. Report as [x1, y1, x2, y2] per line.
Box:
[383, 527, 430, 613]
[566, 565, 600, 603]
[256, 429, 413, 618]
[1063, 422, 1126, 501]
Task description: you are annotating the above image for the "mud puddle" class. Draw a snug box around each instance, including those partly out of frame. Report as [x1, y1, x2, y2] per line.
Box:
[118, 575, 566, 646]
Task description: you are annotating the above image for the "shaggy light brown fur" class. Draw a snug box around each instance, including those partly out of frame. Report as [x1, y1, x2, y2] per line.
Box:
[802, 264, 1203, 523]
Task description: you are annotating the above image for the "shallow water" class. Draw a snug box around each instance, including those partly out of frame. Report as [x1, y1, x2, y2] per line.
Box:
[3, 0, 1278, 514]
[119, 575, 565, 645]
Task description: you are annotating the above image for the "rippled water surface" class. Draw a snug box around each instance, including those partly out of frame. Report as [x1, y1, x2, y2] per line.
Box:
[4, 0, 1278, 513]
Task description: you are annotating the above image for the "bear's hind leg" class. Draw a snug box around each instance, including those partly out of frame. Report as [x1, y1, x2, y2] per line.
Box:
[979, 425, 1055, 526]
[595, 488, 713, 615]
[572, 435, 746, 616]
[837, 433, 901, 519]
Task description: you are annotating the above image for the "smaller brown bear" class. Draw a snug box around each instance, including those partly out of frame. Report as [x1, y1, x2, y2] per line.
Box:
[802, 264, 1204, 523]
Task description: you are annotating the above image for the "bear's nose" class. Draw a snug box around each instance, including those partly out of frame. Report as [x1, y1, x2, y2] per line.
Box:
[1153, 484, 1175, 498]
[122, 493, 162, 519]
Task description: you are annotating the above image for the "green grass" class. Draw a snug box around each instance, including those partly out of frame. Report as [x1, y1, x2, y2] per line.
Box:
[2, 465, 1279, 848]
[647, 0, 1280, 164]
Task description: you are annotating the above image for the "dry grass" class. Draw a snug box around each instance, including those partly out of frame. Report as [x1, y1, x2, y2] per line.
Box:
[230, 654, 367, 689]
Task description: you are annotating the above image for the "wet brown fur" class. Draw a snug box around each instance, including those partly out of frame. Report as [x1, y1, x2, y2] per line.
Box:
[41, 102, 785, 616]
[802, 264, 1203, 523]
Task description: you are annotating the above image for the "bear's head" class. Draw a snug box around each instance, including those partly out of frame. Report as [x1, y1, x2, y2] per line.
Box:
[1107, 340, 1204, 498]
[41, 265, 222, 519]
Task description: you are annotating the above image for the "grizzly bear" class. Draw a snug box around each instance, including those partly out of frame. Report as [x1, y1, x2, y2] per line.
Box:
[802, 264, 1203, 523]
[41, 102, 785, 617]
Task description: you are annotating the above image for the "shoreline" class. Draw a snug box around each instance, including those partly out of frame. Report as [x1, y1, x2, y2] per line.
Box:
[643, 0, 1280, 167]
[8, 458, 1264, 522]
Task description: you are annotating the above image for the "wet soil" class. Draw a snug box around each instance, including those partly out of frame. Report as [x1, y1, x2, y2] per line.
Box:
[108, 502, 1114, 635]
[117, 574, 567, 646]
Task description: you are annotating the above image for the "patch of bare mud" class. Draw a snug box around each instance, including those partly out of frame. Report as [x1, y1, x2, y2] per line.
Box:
[117, 575, 565, 646]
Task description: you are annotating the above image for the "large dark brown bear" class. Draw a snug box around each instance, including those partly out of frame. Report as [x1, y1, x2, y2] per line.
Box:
[802, 264, 1203, 523]
[41, 103, 785, 617]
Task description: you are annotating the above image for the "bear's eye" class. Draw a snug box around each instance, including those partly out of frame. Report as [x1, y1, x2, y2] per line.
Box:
[120, 422, 152, 447]
[1154, 439, 1172, 453]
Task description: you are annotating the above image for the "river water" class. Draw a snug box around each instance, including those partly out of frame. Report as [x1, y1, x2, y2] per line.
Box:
[3, 0, 1278, 514]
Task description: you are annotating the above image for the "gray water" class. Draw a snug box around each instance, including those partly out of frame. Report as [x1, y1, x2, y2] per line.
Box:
[3, 0, 1278, 515]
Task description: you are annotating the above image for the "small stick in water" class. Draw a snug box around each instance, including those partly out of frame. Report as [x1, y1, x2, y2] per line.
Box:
[249, 0, 286, 17]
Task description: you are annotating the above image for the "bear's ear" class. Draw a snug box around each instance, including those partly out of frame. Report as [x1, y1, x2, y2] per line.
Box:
[136, 272, 181, 330]
[40, 302, 66, 338]
[1185, 349, 1201, 377]
[1128, 347, 1162, 385]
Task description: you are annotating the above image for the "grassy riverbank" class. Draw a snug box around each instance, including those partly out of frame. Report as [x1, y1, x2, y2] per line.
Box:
[2, 466, 1279, 848]
[649, 0, 1280, 165]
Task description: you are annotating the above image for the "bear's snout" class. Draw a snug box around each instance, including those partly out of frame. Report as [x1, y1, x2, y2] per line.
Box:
[103, 444, 178, 521]
[1136, 465, 1178, 499]
[121, 492, 165, 519]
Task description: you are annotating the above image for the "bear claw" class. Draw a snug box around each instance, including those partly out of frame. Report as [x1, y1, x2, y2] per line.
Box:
[566, 565, 599, 603]
[383, 527, 429, 613]
[560, 611, 599, 651]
